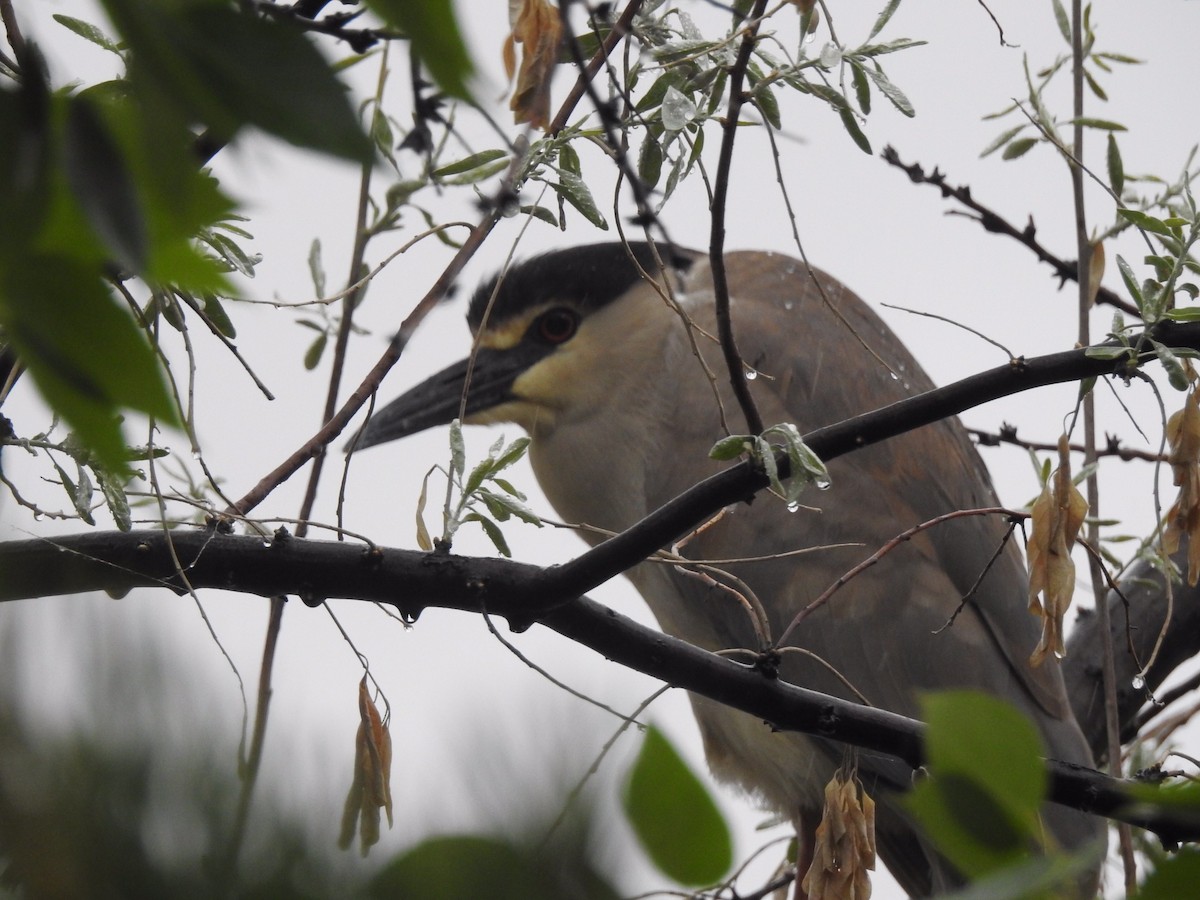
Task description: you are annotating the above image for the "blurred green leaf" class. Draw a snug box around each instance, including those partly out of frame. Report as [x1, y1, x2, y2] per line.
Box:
[1002, 137, 1039, 161]
[366, 0, 473, 100]
[432, 149, 509, 178]
[1107, 133, 1124, 196]
[1140, 847, 1200, 900]
[623, 725, 732, 886]
[101, 0, 372, 162]
[0, 255, 179, 471]
[369, 834, 618, 900]
[908, 692, 1047, 880]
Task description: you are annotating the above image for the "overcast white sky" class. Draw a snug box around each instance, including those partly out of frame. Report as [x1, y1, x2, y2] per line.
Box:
[5, 1, 1200, 896]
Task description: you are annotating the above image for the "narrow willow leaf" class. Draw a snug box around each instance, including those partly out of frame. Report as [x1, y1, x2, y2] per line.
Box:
[980, 124, 1027, 158]
[551, 170, 608, 229]
[303, 334, 327, 370]
[431, 149, 508, 178]
[1051, 0, 1071, 43]
[864, 66, 914, 117]
[1068, 117, 1126, 131]
[53, 14, 123, 55]
[849, 61, 871, 114]
[1118, 208, 1174, 236]
[1002, 137, 1039, 161]
[467, 513, 511, 557]
[1107, 133, 1124, 196]
[867, 0, 903, 40]
[839, 107, 872, 154]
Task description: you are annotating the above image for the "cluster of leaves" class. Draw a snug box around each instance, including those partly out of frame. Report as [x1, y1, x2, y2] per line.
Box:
[415, 421, 542, 557]
[627, 0, 920, 205]
[710, 422, 830, 505]
[982, 0, 1140, 165]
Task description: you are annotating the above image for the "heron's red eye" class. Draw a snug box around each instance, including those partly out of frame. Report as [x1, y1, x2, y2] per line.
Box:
[535, 308, 579, 344]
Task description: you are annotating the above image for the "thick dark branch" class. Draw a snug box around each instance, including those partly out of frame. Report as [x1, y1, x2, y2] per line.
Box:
[1, 528, 1198, 845]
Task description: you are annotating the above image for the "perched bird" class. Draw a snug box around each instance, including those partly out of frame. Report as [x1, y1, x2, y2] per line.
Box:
[354, 242, 1102, 896]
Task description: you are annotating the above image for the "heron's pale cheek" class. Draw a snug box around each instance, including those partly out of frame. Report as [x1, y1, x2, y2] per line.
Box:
[463, 400, 551, 433]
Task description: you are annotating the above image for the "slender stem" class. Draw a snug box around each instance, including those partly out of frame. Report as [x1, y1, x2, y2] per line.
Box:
[709, 0, 769, 436]
[1068, 0, 1136, 887]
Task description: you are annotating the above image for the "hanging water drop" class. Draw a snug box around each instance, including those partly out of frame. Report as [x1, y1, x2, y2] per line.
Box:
[746, 368, 758, 381]
[1132, 674, 1146, 690]
[786, 500, 800, 513]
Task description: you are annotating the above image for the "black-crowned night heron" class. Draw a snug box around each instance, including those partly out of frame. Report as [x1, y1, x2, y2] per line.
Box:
[354, 242, 1102, 896]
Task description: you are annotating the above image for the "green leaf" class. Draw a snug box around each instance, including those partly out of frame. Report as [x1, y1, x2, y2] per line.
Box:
[0, 255, 179, 471]
[1150, 340, 1189, 391]
[849, 61, 871, 114]
[864, 65, 914, 117]
[449, 419, 466, 485]
[558, 142, 582, 176]
[365, 0, 473, 100]
[1107, 133, 1124, 196]
[202, 293, 237, 339]
[101, 0, 372, 162]
[838, 107, 872, 154]
[1051, 0, 1071, 43]
[550, 169, 608, 229]
[95, 465, 133, 531]
[63, 95, 148, 273]
[907, 692, 1047, 880]
[1115, 254, 1145, 308]
[1118, 208, 1175, 236]
[53, 14, 123, 55]
[491, 436, 531, 473]
[432, 149, 509, 178]
[1001, 137, 1039, 161]
[49, 455, 94, 525]
[937, 849, 1106, 900]
[1082, 344, 1134, 361]
[709, 435, 750, 461]
[519, 203, 558, 226]
[623, 726, 732, 885]
[1141, 849, 1200, 900]
[1067, 117, 1126, 131]
[466, 512, 511, 557]
[867, 0, 903, 40]
[303, 334, 327, 370]
[638, 136, 663, 189]
[1083, 68, 1108, 102]
[369, 834, 618, 900]
[477, 489, 541, 526]
[308, 238, 326, 298]
[980, 124, 1026, 159]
